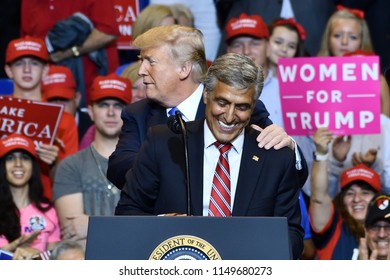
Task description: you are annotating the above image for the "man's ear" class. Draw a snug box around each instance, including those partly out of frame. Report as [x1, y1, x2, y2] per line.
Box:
[75, 91, 82, 108]
[4, 65, 13, 79]
[87, 105, 95, 122]
[41, 64, 49, 78]
[202, 89, 209, 104]
[178, 62, 192, 80]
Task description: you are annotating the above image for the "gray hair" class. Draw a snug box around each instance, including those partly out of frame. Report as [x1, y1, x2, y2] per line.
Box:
[203, 53, 264, 101]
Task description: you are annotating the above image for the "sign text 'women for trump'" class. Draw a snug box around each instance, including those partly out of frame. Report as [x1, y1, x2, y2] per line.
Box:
[278, 56, 380, 135]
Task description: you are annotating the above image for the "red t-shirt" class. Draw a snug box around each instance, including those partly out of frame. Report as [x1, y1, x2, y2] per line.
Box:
[40, 111, 79, 199]
[21, 0, 120, 103]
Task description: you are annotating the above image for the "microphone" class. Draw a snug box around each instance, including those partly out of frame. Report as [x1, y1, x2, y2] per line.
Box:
[167, 111, 192, 216]
[167, 113, 182, 134]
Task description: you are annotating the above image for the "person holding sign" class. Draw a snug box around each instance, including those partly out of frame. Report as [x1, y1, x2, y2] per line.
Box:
[310, 127, 381, 259]
[317, 5, 390, 118]
[0, 133, 60, 260]
[4, 36, 79, 200]
[21, 0, 120, 108]
[317, 7, 390, 197]
[42, 65, 94, 143]
[285, 6, 390, 199]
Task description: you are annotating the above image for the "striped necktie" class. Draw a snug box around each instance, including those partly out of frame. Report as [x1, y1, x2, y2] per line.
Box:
[208, 142, 233, 217]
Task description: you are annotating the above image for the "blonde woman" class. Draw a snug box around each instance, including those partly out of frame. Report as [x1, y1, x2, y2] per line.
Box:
[132, 4, 175, 40]
[318, 5, 390, 117]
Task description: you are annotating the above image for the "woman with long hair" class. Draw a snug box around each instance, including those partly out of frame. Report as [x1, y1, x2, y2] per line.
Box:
[0, 133, 60, 259]
[267, 17, 307, 78]
[318, 5, 390, 117]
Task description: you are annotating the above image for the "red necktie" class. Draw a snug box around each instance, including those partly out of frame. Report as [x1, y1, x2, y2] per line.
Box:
[208, 142, 232, 217]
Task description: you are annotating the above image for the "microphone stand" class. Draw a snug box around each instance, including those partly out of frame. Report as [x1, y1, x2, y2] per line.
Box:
[175, 111, 192, 216]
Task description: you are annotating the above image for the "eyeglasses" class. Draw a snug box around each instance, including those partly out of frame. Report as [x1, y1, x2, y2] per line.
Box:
[368, 224, 390, 234]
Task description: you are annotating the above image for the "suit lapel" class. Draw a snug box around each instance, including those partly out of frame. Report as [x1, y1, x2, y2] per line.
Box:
[195, 99, 205, 120]
[147, 104, 167, 128]
[187, 119, 205, 216]
[232, 128, 264, 216]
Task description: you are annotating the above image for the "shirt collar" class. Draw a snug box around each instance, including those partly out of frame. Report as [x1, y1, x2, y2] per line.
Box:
[166, 84, 204, 121]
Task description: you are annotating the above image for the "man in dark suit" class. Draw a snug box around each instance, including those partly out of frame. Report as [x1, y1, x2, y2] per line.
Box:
[115, 53, 305, 259]
[107, 25, 302, 189]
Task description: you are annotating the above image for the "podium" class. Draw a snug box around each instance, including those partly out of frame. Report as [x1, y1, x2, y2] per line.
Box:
[85, 216, 291, 260]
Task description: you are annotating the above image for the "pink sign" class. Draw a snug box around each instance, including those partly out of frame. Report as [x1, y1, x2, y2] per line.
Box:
[278, 56, 381, 135]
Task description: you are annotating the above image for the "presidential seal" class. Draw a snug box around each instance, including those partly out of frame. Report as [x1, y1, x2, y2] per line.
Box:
[149, 235, 222, 260]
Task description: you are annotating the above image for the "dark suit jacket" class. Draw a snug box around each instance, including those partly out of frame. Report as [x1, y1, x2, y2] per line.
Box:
[107, 95, 272, 188]
[115, 118, 304, 259]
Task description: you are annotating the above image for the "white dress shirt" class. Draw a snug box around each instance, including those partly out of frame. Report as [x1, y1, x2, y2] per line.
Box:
[202, 121, 244, 216]
[166, 84, 204, 121]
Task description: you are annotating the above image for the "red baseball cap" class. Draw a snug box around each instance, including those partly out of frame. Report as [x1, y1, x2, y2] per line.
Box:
[6, 36, 48, 64]
[226, 13, 269, 42]
[42, 65, 76, 101]
[340, 163, 380, 192]
[0, 133, 37, 158]
[90, 73, 132, 104]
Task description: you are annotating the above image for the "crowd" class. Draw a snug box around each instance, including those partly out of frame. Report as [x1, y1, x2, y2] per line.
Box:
[0, 0, 390, 261]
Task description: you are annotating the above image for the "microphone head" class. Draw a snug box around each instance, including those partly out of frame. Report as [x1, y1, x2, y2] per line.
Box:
[167, 115, 182, 134]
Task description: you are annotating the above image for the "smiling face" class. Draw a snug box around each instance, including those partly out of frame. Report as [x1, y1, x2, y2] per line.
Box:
[268, 26, 299, 65]
[343, 184, 376, 223]
[329, 18, 362, 57]
[5, 151, 33, 188]
[366, 220, 390, 259]
[203, 80, 255, 143]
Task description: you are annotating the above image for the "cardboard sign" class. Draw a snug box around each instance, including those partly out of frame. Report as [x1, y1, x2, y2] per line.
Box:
[0, 96, 63, 146]
[278, 56, 381, 135]
[114, 0, 141, 50]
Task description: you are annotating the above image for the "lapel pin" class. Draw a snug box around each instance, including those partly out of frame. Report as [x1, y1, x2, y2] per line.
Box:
[252, 155, 259, 161]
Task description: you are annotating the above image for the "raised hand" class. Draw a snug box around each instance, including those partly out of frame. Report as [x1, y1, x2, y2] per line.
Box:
[352, 149, 377, 167]
[332, 135, 351, 162]
[313, 127, 333, 155]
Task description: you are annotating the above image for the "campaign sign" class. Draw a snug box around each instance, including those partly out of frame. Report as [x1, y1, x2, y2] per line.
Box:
[0, 96, 63, 146]
[278, 56, 381, 135]
[113, 0, 140, 50]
